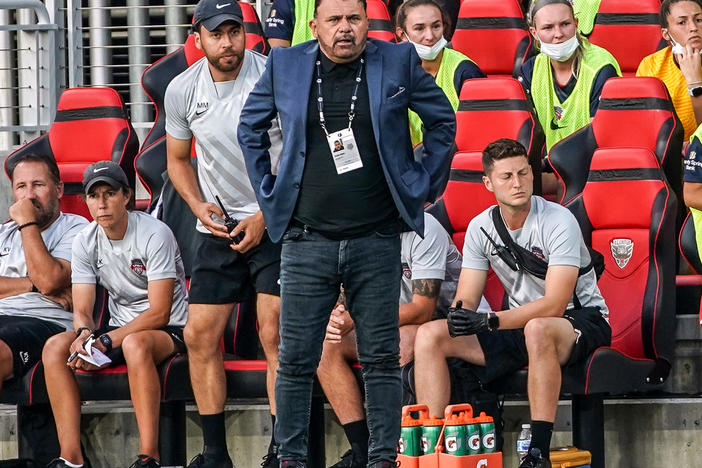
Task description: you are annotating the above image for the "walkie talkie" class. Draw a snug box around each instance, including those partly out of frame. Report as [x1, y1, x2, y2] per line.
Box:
[480, 227, 520, 272]
[215, 195, 245, 244]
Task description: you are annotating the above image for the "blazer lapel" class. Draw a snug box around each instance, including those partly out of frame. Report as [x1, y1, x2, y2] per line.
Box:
[364, 40, 383, 140]
[293, 41, 319, 129]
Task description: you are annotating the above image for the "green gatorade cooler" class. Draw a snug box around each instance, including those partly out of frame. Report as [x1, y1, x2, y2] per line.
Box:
[476, 411, 497, 453]
[444, 413, 468, 456]
[399, 414, 423, 456]
[421, 416, 444, 454]
[465, 416, 482, 455]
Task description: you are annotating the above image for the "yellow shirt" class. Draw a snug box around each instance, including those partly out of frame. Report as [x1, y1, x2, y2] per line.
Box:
[637, 47, 697, 139]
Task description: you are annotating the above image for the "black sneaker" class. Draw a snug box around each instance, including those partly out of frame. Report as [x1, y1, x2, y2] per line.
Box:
[280, 461, 306, 468]
[518, 448, 552, 468]
[367, 461, 398, 468]
[129, 454, 160, 468]
[328, 449, 367, 468]
[46, 458, 92, 468]
[261, 451, 278, 468]
[186, 452, 234, 468]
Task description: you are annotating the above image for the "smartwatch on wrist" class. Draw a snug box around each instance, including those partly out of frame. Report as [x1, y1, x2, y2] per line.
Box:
[689, 86, 702, 97]
[488, 311, 500, 331]
[98, 333, 113, 353]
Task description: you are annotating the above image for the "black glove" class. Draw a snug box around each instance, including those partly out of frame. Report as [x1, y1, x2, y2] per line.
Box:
[447, 300, 489, 337]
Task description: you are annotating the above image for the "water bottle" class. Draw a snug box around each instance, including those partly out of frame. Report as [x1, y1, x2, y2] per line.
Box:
[516, 423, 532, 460]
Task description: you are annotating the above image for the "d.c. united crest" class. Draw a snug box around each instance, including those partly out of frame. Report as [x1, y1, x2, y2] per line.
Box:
[610, 238, 633, 269]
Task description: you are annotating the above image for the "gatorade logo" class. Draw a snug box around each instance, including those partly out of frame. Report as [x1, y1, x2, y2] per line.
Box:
[477, 460, 488, 468]
[445, 435, 458, 453]
[468, 434, 481, 451]
[421, 436, 428, 454]
[398, 439, 405, 454]
[483, 433, 495, 449]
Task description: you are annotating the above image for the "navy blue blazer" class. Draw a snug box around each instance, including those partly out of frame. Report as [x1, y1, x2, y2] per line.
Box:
[238, 38, 456, 242]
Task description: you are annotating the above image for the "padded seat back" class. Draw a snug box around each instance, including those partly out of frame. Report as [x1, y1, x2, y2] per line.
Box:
[240, 1, 269, 54]
[5, 87, 139, 220]
[455, 77, 544, 193]
[427, 151, 505, 310]
[587, 0, 663, 75]
[550, 77, 683, 205]
[367, 0, 396, 42]
[452, 0, 532, 77]
[567, 147, 676, 362]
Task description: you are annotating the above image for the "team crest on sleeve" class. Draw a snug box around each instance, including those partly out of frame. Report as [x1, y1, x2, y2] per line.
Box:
[401, 262, 412, 279]
[610, 238, 633, 269]
[130, 258, 146, 275]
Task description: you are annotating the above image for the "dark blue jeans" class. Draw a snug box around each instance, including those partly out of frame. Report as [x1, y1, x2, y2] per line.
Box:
[275, 225, 402, 464]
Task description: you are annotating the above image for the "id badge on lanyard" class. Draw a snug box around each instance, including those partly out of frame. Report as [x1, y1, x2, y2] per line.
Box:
[316, 57, 365, 175]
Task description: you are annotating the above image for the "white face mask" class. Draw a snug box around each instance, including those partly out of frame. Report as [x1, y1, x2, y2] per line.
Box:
[669, 36, 702, 56]
[538, 33, 579, 62]
[406, 34, 447, 61]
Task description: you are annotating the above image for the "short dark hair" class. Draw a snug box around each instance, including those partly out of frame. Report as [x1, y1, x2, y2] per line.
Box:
[314, 0, 367, 17]
[7, 153, 61, 185]
[482, 139, 528, 174]
[395, 0, 452, 34]
[660, 0, 702, 28]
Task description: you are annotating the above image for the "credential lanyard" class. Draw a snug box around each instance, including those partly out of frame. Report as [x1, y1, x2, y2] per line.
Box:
[315, 57, 364, 135]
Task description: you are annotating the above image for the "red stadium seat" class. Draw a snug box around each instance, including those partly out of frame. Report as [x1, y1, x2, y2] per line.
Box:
[367, 0, 397, 42]
[4, 88, 139, 220]
[452, 0, 532, 77]
[586, 0, 663, 76]
[454, 77, 544, 193]
[549, 77, 683, 207]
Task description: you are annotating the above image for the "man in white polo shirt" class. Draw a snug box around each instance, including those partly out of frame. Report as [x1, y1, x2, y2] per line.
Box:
[0, 152, 87, 389]
[165, 1, 283, 466]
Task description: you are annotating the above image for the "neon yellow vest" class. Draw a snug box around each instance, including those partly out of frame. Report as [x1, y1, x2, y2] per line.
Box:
[409, 48, 472, 146]
[688, 124, 702, 263]
[573, 0, 602, 36]
[291, 0, 315, 46]
[532, 42, 620, 150]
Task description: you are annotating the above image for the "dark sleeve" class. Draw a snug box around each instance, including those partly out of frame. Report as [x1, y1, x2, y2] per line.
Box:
[684, 137, 702, 183]
[264, 0, 295, 41]
[453, 59, 487, 95]
[589, 64, 619, 117]
[518, 56, 536, 97]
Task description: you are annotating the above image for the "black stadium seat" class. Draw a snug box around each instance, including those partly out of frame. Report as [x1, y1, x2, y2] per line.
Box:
[451, 0, 533, 78]
[5, 87, 139, 220]
[586, 0, 663, 76]
[491, 147, 678, 468]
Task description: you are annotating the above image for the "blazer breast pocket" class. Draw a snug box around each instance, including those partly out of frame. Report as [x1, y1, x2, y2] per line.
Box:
[384, 84, 409, 106]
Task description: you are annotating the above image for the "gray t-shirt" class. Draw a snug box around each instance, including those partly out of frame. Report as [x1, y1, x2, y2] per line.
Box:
[165, 49, 282, 232]
[71, 211, 188, 327]
[462, 196, 608, 320]
[0, 213, 88, 329]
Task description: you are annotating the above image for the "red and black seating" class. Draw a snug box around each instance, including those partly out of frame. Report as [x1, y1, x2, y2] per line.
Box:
[367, 0, 397, 42]
[549, 77, 683, 207]
[4, 87, 139, 220]
[585, 0, 663, 76]
[451, 0, 533, 78]
[454, 77, 544, 193]
[490, 147, 677, 468]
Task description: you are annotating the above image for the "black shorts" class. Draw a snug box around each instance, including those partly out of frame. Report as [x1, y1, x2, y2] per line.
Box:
[94, 325, 186, 367]
[0, 316, 64, 379]
[188, 231, 281, 304]
[475, 307, 611, 383]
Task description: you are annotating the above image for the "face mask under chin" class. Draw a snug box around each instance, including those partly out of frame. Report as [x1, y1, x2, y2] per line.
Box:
[538, 34, 579, 62]
[406, 33, 447, 61]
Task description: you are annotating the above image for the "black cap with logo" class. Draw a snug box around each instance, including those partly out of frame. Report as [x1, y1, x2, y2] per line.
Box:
[193, 0, 244, 31]
[82, 160, 130, 194]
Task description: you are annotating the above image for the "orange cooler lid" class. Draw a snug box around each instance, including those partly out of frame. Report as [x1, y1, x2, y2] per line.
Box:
[423, 416, 444, 427]
[401, 415, 423, 427]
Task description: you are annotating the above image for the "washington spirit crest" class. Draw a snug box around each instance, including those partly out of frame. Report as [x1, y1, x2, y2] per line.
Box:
[130, 258, 146, 276]
[610, 238, 633, 269]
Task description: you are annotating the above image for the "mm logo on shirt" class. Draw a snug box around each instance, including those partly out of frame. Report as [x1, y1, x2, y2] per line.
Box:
[130, 259, 146, 276]
[195, 101, 209, 116]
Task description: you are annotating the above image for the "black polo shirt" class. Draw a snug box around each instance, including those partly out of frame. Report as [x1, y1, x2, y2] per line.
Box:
[293, 51, 398, 239]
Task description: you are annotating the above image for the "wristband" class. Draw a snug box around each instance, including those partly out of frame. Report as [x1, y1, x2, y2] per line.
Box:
[18, 221, 38, 231]
[98, 333, 113, 353]
[75, 327, 91, 337]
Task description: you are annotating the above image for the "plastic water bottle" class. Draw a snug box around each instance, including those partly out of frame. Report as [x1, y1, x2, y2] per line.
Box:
[516, 423, 532, 460]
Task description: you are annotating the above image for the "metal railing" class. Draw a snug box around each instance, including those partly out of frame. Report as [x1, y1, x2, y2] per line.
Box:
[0, 0, 59, 149]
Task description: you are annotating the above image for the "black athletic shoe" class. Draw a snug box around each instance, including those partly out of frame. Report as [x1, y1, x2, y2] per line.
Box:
[186, 452, 234, 468]
[280, 461, 306, 468]
[261, 451, 278, 468]
[46, 458, 92, 468]
[328, 449, 367, 468]
[129, 454, 160, 468]
[518, 448, 552, 468]
[367, 461, 398, 468]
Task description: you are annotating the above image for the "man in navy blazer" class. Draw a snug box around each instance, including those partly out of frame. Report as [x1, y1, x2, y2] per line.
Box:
[238, 0, 455, 466]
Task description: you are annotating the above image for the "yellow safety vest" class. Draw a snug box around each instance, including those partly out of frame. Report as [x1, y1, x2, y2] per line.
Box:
[409, 48, 474, 146]
[688, 124, 702, 263]
[531, 41, 620, 150]
[573, 0, 602, 36]
[291, 0, 315, 46]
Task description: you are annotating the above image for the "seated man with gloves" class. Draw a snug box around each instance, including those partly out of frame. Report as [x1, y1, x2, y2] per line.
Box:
[412, 138, 610, 468]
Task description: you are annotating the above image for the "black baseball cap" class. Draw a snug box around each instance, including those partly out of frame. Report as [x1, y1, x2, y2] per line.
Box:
[193, 0, 244, 31]
[82, 160, 130, 194]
